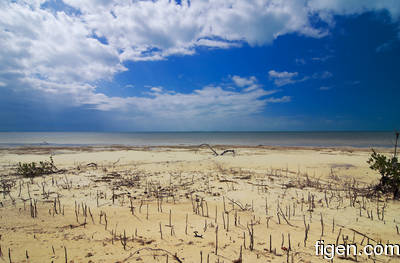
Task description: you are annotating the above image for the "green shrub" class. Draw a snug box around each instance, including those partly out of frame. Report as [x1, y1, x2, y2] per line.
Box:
[367, 133, 400, 199]
[16, 156, 57, 178]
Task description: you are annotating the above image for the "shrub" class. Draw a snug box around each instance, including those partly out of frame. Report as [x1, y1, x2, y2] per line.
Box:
[367, 132, 400, 199]
[16, 156, 57, 178]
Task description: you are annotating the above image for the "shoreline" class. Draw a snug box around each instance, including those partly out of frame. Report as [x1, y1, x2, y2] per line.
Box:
[0, 131, 396, 150]
[0, 143, 393, 155]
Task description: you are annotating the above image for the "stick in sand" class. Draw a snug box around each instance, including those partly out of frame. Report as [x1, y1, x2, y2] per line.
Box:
[215, 225, 218, 254]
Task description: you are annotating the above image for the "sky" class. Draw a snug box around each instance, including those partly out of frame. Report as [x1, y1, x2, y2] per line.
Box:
[0, 0, 399, 132]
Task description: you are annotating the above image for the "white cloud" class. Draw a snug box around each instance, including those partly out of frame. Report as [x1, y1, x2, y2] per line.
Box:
[231, 75, 263, 92]
[268, 69, 332, 87]
[129, 86, 270, 119]
[61, 82, 283, 120]
[243, 85, 261, 92]
[19, 72, 284, 122]
[1, 0, 399, 126]
[62, 0, 327, 63]
[268, 70, 298, 79]
[0, 1, 125, 96]
[196, 39, 242, 49]
[266, 96, 291, 103]
[150, 86, 163, 93]
[232, 75, 257, 87]
[268, 70, 333, 87]
[1, 0, 397, 88]
[268, 70, 304, 87]
[308, 0, 400, 21]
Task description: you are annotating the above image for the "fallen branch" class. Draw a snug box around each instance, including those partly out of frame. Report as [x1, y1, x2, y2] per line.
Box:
[199, 144, 219, 156]
[220, 150, 235, 156]
[348, 228, 377, 243]
[122, 248, 183, 263]
[226, 197, 248, 211]
[199, 144, 235, 157]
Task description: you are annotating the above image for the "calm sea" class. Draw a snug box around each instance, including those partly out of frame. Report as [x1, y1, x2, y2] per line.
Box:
[0, 132, 396, 148]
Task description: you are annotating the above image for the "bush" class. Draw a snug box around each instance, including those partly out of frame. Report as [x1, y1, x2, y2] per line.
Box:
[367, 133, 400, 199]
[16, 156, 57, 178]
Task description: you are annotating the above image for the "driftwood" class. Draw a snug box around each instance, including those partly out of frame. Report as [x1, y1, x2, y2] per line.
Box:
[199, 144, 235, 156]
[199, 144, 219, 156]
[122, 247, 183, 263]
[347, 227, 377, 243]
[220, 149, 235, 156]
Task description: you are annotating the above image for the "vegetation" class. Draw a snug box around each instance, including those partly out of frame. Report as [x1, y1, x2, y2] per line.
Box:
[367, 132, 400, 199]
[16, 156, 57, 178]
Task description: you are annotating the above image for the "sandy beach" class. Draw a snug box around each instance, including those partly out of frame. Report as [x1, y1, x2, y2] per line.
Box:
[2, 0, 399, 262]
[0, 145, 398, 262]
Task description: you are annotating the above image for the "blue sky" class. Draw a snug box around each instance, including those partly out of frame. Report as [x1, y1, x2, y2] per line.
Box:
[0, 0, 399, 131]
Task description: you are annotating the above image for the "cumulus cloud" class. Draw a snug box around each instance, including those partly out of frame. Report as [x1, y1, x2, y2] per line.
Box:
[0, 1, 125, 95]
[63, 0, 326, 62]
[1, 0, 399, 124]
[0, 0, 326, 102]
[232, 76, 257, 87]
[54, 81, 285, 120]
[16, 72, 285, 122]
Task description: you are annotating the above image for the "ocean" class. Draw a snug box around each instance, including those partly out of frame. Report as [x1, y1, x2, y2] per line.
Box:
[0, 131, 396, 148]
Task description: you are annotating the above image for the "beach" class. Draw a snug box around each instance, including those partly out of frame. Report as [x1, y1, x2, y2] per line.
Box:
[2, 0, 399, 262]
[0, 145, 398, 262]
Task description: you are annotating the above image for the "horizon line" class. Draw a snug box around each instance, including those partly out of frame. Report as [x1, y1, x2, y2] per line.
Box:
[0, 130, 397, 133]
